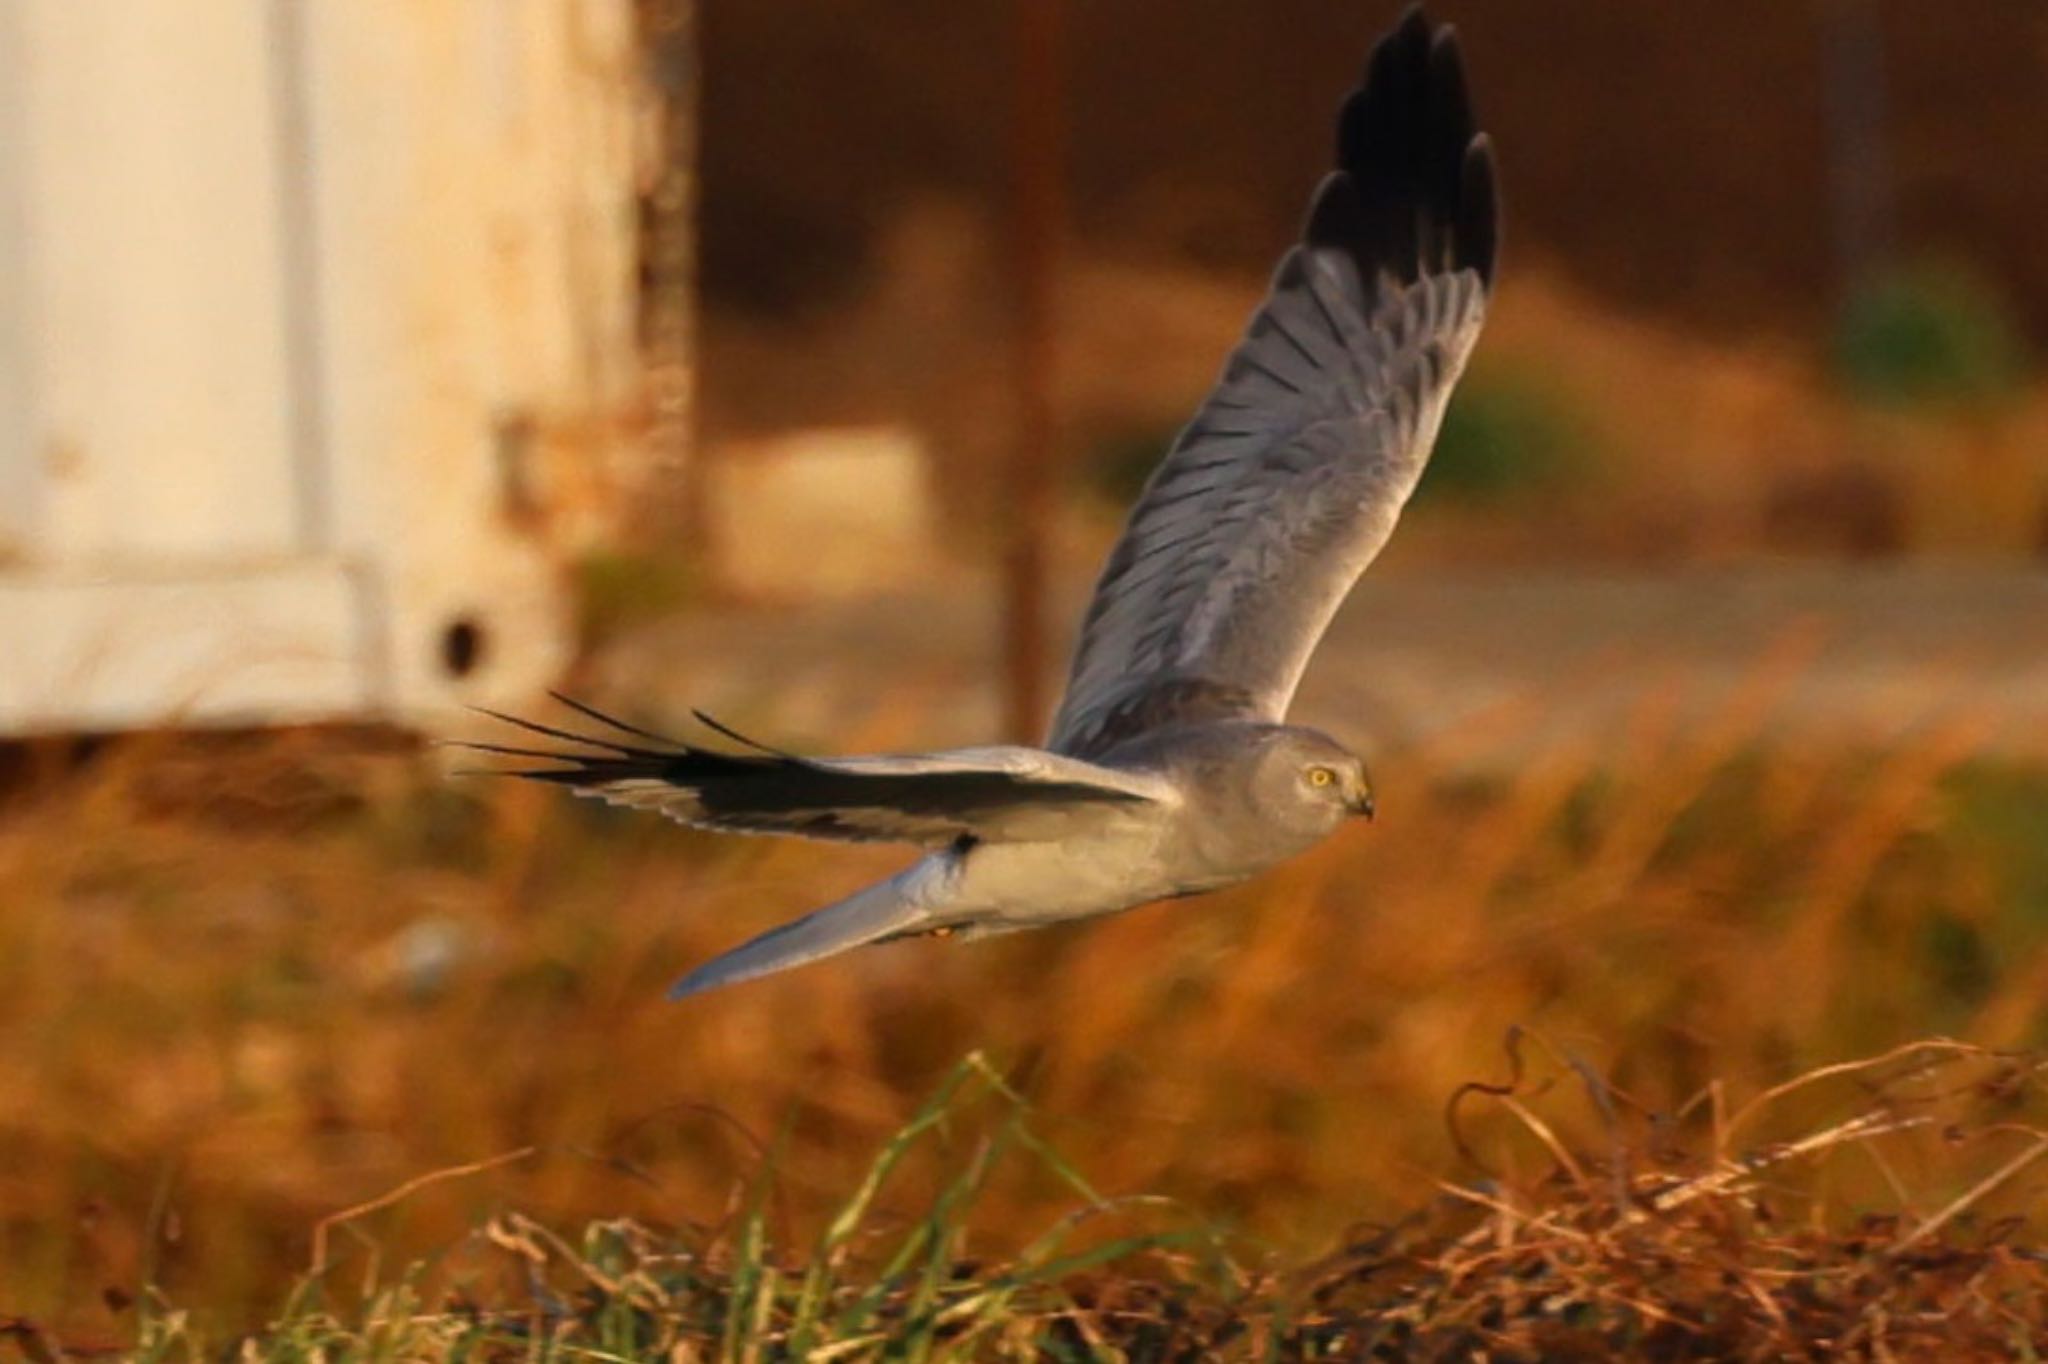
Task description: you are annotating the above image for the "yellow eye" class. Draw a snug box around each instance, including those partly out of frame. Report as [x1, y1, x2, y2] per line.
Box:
[1308, 767, 1335, 787]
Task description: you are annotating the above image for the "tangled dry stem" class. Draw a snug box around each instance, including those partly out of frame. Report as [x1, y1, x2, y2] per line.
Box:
[82, 1037, 2048, 1362]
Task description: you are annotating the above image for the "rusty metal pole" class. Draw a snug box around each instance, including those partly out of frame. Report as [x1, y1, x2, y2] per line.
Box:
[1819, 0, 1894, 297]
[641, 0, 699, 554]
[1001, 0, 1065, 743]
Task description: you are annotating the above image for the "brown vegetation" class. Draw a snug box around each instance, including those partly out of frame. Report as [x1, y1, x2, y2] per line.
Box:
[13, 1044, 2048, 1359]
[1, 649, 2044, 1348]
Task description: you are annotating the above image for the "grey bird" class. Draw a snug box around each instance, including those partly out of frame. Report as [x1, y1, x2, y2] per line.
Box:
[466, 6, 1497, 999]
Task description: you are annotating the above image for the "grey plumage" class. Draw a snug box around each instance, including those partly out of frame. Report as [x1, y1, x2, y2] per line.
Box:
[463, 6, 1495, 1000]
[1049, 9, 1493, 758]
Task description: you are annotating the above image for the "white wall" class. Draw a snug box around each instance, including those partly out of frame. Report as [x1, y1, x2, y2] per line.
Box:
[7, 1, 304, 562]
[0, 0, 648, 734]
[0, 4, 42, 556]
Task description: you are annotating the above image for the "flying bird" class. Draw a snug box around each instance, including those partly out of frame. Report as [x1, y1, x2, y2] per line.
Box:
[466, 6, 1497, 999]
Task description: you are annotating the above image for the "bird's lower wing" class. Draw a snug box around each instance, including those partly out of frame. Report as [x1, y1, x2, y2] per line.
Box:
[457, 698, 1170, 848]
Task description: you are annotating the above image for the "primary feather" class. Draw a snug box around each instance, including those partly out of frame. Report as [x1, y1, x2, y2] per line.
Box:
[456, 700, 1171, 848]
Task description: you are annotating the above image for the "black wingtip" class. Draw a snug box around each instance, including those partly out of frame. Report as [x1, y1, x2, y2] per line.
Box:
[1461, 133, 1499, 288]
[1391, 4, 1432, 50]
[1311, 5, 1497, 290]
[463, 702, 637, 755]
[443, 737, 587, 763]
[690, 709, 802, 760]
[452, 694, 809, 796]
[546, 690, 686, 749]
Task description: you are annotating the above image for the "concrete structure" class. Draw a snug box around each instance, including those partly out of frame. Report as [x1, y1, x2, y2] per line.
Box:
[0, 0, 649, 734]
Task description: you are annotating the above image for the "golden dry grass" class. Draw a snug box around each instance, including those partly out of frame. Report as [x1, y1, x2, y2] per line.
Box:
[2, 644, 2046, 1350]
[17, 1045, 2048, 1360]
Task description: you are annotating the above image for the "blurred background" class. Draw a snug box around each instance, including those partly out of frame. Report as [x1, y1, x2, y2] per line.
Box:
[3, 0, 2047, 1334]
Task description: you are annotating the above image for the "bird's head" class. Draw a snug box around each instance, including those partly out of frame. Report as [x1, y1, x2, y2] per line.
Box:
[1247, 726, 1375, 834]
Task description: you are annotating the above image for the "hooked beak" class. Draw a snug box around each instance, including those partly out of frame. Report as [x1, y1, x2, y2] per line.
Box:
[1350, 791, 1377, 822]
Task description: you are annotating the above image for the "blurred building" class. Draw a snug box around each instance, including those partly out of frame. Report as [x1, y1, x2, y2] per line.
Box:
[0, 1, 660, 735]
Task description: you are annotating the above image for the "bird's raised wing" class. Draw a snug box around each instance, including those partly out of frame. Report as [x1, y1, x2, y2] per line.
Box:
[459, 696, 1171, 848]
[1048, 8, 1496, 759]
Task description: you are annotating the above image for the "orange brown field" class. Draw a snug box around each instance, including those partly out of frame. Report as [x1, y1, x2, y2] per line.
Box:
[4, 655, 2046, 1357]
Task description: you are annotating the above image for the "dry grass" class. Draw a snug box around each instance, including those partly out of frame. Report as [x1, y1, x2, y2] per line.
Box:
[0, 658, 2045, 1351]
[18, 1044, 2048, 1360]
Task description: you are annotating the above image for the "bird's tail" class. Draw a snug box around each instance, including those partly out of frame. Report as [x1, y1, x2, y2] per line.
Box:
[667, 858, 951, 999]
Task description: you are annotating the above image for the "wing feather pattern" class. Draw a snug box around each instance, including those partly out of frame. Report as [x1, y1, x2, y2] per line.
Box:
[458, 699, 1171, 848]
[1048, 7, 1497, 758]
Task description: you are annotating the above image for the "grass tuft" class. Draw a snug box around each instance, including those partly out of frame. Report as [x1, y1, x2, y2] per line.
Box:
[1833, 260, 2031, 408]
[48, 1040, 2048, 1360]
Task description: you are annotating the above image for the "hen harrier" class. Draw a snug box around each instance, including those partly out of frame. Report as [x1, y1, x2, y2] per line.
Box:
[469, 6, 1497, 998]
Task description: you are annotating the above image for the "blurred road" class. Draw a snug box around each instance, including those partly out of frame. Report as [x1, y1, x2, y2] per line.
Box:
[608, 565, 2048, 767]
